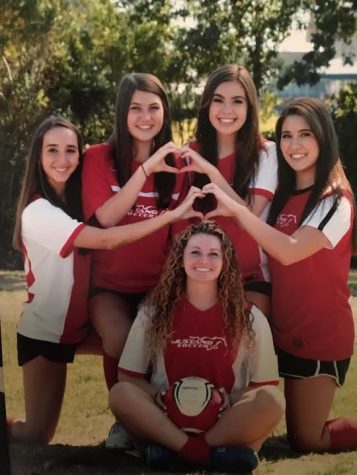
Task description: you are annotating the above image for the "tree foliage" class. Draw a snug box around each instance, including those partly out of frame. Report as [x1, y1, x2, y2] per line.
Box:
[0, 0, 356, 265]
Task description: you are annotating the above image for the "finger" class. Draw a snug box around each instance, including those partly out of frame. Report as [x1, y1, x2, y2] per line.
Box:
[204, 211, 219, 221]
[162, 165, 179, 174]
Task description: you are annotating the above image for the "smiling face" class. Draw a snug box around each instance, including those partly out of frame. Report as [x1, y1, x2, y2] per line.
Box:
[183, 233, 223, 285]
[127, 89, 164, 144]
[280, 114, 320, 189]
[208, 80, 248, 138]
[40, 126, 79, 197]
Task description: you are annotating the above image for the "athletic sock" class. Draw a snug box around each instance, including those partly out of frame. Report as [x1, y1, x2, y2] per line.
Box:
[327, 417, 357, 450]
[103, 353, 118, 391]
[178, 434, 210, 467]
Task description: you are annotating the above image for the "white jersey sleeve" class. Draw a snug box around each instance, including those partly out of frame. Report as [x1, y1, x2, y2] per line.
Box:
[118, 306, 151, 377]
[302, 195, 352, 248]
[22, 199, 84, 257]
[248, 306, 279, 385]
[249, 141, 278, 198]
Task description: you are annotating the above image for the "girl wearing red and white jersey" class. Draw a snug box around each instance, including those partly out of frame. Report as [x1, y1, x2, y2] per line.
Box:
[10, 116, 201, 445]
[81, 72, 191, 446]
[109, 223, 284, 472]
[177, 65, 278, 316]
[203, 97, 357, 452]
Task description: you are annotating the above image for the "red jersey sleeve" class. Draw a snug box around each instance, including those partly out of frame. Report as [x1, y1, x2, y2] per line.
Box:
[82, 143, 118, 221]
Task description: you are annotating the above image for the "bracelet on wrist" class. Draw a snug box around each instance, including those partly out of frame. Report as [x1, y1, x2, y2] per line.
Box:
[141, 163, 149, 178]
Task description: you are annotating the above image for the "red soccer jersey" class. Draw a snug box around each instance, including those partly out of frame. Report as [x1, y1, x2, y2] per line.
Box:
[18, 197, 90, 344]
[177, 141, 278, 285]
[269, 189, 355, 360]
[119, 298, 279, 393]
[82, 143, 187, 293]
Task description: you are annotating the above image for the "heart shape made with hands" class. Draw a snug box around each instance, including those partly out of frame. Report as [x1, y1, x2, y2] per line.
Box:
[173, 152, 190, 170]
[192, 192, 217, 215]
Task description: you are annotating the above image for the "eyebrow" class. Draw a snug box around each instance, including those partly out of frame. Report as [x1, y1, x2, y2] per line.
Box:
[281, 128, 312, 134]
[130, 101, 161, 106]
[212, 93, 246, 100]
[44, 143, 77, 148]
[189, 245, 221, 252]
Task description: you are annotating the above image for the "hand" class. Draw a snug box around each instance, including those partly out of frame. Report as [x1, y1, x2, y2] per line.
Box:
[170, 186, 205, 221]
[178, 146, 216, 176]
[145, 141, 180, 175]
[154, 390, 167, 412]
[217, 387, 231, 417]
[201, 183, 243, 220]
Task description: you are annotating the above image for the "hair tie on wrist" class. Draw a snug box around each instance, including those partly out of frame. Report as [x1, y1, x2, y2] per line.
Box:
[141, 164, 148, 178]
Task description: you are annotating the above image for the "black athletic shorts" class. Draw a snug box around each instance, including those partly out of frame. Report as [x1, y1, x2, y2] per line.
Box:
[276, 346, 350, 387]
[17, 333, 78, 366]
[89, 287, 146, 308]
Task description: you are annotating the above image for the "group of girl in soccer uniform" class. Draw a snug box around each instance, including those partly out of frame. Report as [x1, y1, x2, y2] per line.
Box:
[8, 63, 357, 470]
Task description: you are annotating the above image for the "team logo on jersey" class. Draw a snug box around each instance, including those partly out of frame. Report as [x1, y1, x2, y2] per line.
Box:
[170, 336, 227, 351]
[276, 213, 297, 228]
[127, 204, 165, 219]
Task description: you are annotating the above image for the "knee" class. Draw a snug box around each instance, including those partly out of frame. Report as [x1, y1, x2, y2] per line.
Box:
[109, 381, 138, 418]
[255, 386, 285, 423]
[102, 326, 131, 359]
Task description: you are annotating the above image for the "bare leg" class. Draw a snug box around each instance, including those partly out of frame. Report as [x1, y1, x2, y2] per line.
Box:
[90, 292, 133, 358]
[284, 376, 337, 452]
[76, 327, 102, 355]
[11, 356, 67, 444]
[205, 386, 284, 451]
[109, 381, 188, 450]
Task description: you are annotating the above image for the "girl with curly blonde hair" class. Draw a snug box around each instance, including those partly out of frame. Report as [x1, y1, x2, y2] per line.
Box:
[109, 222, 284, 472]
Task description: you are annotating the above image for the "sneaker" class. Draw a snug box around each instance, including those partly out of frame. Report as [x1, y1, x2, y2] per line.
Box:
[147, 444, 180, 470]
[211, 446, 259, 473]
[105, 422, 132, 450]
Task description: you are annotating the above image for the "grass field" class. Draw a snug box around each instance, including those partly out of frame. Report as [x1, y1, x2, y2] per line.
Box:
[1, 269, 357, 474]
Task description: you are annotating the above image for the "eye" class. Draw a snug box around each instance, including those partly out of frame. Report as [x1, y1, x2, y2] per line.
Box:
[281, 133, 291, 139]
[301, 131, 313, 138]
[190, 250, 200, 255]
[212, 97, 223, 103]
[129, 105, 140, 111]
[47, 147, 57, 153]
[233, 98, 245, 104]
[67, 147, 77, 154]
[209, 252, 220, 257]
[149, 105, 160, 111]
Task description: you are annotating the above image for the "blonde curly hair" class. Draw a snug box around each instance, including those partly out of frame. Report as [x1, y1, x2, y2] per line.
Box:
[143, 222, 255, 362]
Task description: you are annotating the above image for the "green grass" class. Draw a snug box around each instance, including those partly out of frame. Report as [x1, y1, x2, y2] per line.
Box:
[1, 270, 357, 474]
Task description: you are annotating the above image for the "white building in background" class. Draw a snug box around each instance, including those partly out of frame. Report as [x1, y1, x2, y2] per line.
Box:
[277, 21, 357, 99]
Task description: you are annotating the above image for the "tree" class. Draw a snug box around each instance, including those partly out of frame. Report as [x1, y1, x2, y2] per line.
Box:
[278, 0, 357, 88]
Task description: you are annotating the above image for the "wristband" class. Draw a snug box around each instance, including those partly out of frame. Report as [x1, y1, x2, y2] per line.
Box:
[141, 163, 149, 178]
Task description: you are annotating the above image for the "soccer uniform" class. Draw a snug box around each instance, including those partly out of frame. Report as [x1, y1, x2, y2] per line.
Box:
[188, 141, 278, 289]
[118, 298, 279, 393]
[269, 189, 355, 361]
[82, 143, 187, 293]
[18, 197, 90, 344]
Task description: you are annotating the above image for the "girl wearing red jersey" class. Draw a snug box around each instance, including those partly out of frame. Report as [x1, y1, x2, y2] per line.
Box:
[178, 65, 278, 316]
[81, 73, 191, 447]
[10, 116, 201, 444]
[109, 222, 284, 472]
[203, 97, 357, 452]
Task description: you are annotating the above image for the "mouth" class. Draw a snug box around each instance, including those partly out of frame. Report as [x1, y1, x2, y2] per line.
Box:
[218, 118, 235, 124]
[136, 124, 153, 130]
[54, 168, 69, 172]
[290, 153, 306, 159]
[194, 267, 211, 272]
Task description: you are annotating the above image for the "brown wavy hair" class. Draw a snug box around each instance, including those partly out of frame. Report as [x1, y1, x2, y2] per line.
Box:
[143, 222, 255, 362]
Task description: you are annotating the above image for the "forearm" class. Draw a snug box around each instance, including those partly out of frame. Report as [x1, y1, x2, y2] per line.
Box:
[205, 167, 246, 205]
[95, 165, 147, 227]
[75, 209, 174, 250]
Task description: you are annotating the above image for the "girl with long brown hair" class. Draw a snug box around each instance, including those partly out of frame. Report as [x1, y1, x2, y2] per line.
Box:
[110, 222, 284, 472]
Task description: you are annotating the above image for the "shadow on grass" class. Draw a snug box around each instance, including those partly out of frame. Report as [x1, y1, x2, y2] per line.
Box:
[10, 435, 305, 475]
